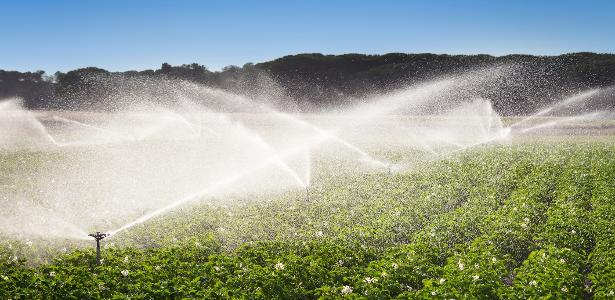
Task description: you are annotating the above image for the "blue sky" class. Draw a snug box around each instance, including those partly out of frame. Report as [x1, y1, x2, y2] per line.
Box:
[1, 0, 614, 72]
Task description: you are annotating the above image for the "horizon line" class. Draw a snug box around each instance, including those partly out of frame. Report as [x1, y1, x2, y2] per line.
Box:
[3, 51, 615, 74]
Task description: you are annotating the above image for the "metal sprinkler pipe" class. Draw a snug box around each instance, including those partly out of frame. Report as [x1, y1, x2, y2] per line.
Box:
[305, 186, 310, 202]
[88, 232, 108, 265]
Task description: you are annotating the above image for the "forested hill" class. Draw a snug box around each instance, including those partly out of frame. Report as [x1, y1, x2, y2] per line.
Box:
[1, 52, 614, 115]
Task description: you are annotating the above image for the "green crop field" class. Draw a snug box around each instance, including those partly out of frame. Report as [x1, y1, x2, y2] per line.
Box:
[3, 1, 615, 299]
[1, 140, 614, 299]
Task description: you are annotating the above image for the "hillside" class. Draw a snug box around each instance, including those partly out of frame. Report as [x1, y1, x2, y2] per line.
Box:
[1, 52, 615, 115]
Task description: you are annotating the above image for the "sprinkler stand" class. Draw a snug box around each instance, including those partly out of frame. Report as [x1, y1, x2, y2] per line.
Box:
[88, 232, 108, 265]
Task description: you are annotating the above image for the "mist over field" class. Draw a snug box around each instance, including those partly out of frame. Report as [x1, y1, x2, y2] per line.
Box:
[2, 59, 615, 297]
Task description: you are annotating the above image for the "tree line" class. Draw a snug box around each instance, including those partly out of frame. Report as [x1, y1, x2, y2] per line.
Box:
[1, 52, 614, 115]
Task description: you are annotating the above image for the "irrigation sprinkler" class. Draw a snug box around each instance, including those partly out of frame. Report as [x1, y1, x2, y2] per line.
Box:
[305, 186, 310, 202]
[88, 232, 108, 265]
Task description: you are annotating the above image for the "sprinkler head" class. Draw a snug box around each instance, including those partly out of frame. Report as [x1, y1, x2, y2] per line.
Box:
[88, 232, 108, 241]
[89, 232, 108, 265]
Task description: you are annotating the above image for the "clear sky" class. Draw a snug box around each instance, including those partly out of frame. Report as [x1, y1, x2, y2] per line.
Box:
[1, 0, 614, 73]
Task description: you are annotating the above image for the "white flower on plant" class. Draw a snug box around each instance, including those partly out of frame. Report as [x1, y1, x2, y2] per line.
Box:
[123, 256, 130, 263]
[560, 258, 566, 264]
[472, 275, 480, 281]
[1, 275, 8, 281]
[523, 217, 530, 223]
[315, 231, 323, 237]
[474, 263, 479, 269]
[61, 247, 67, 253]
[608, 290, 614, 296]
[121, 269, 129, 277]
[381, 271, 388, 278]
[561, 286, 568, 292]
[341, 285, 353, 295]
[431, 291, 437, 296]
[195, 242, 202, 247]
[274, 262, 285, 271]
[391, 262, 398, 269]
[492, 257, 497, 263]
[49, 271, 56, 277]
[364, 277, 378, 284]
[214, 266, 221, 272]
[439, 278, 446, 284]
[571, 230, 576, 234]
[458, 261, 465, 270]
[529, 280, 537, 287]
[521, 223, 528, 229]
[154, 265, 161, 271]
[26, 240, 33, 247]
[336, 260, 344, 267]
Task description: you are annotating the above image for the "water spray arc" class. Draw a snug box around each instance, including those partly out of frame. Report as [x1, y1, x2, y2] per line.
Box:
[509, 89, 601, 129]
[190, 86, 391, 173]
[106, 132, 332, 236]
[3, 68, 613, 250]
[53, 116, 127, 138]
[268, 110, 391, 170]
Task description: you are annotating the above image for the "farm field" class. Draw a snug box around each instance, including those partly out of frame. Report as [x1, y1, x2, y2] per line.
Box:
[4, 1, 615, 299]
[1, 82, 615, 299]
[1, 136, 614, 299]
